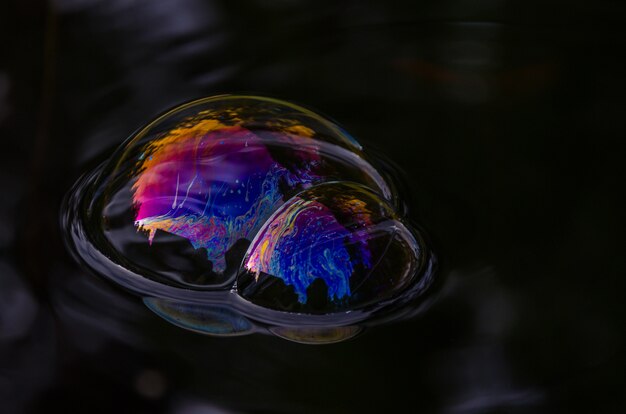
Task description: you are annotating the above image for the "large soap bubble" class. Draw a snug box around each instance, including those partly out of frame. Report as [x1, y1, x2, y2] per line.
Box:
[63, 95, 435, 344]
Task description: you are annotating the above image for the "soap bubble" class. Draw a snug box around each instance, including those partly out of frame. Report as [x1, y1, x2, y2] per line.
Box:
[63, 95, 435, 343]
[238, 182, 427, 314]
[97, 95, 391, 287]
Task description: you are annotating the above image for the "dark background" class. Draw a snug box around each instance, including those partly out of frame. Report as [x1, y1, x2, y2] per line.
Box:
[1, 1, 625, 413]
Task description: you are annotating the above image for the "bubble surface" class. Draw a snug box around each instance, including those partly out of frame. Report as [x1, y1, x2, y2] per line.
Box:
[238, 183, 424, 314]
[63, 95, 436, 343]
[100, 95, 391, 287]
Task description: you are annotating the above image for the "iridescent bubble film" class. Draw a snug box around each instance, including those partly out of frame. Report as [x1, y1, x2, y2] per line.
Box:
[238, 183, 424, 313]
[101, 95, 392, 287]
[63, 95, 435, 343]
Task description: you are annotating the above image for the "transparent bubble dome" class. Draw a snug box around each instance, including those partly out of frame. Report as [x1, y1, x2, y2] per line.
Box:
[63, 95, 436, 343]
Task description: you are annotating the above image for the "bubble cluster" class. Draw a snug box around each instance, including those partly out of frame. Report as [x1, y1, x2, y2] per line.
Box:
[63, 95, 435, 343]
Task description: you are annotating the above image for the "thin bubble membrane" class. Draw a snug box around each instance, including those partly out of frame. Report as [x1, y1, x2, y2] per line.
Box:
[62, 95, 436, 343]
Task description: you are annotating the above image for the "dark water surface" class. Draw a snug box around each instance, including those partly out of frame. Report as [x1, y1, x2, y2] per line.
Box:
[1, 1, 625, 413]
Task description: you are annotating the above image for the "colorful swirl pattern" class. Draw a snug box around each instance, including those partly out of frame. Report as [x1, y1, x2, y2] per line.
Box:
[132, 124, 318, 272]
[127, 97, 396, 306]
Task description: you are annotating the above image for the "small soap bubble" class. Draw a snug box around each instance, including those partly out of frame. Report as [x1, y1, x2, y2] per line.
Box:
[238, 182, 425, 314]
